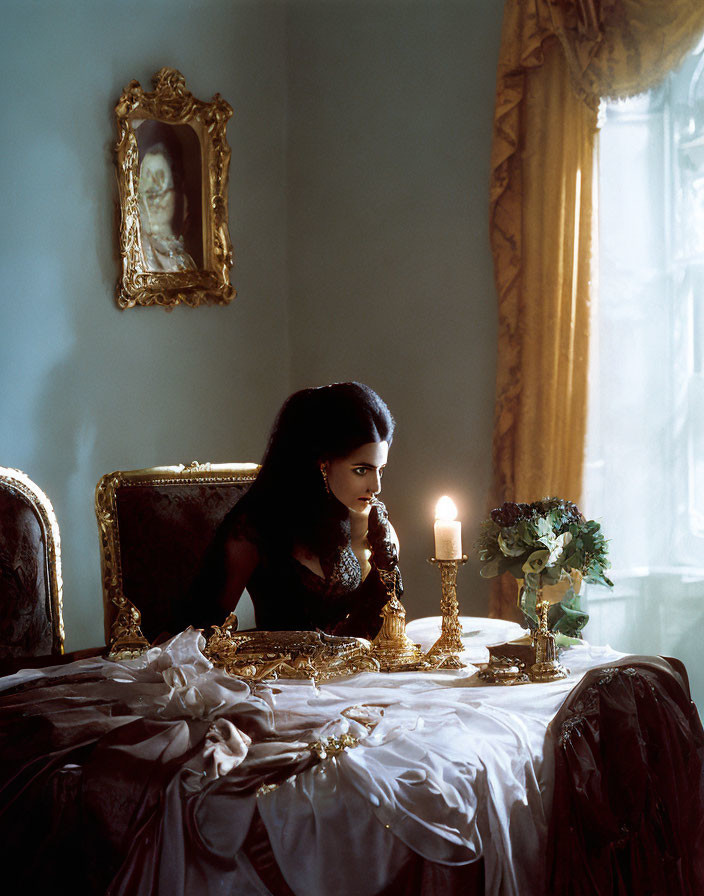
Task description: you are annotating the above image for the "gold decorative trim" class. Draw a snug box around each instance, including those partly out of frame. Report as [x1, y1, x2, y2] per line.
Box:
[95, 462, 259, 658]
[114, 67, 235, 309]
[256, 731, 365, 797]
[307, 732, 360, 760]
[0, 466, 64, 654]
[205, 620, 381, 682]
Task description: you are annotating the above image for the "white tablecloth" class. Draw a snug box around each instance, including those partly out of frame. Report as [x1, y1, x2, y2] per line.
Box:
[1, 618, 624, 896]
[255, 618, 623, 896]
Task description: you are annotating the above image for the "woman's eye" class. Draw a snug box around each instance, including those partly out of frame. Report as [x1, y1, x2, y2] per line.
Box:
[353, 467, 368, 476]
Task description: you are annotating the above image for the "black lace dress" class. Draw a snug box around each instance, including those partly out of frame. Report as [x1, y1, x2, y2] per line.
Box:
[185, 499, 401, 641]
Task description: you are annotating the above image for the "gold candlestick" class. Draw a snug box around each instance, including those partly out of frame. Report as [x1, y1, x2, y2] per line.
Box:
[529, 590, 569, 681]
[425, 555, 467, 669]
[107, 600, 150, 660]
[370, 567, 423, 671]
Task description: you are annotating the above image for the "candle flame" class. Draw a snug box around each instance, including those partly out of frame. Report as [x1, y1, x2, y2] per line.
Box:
[435, 496, 458, 521]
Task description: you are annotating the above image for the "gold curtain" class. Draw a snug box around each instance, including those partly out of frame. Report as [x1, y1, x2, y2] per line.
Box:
[488, 0, 704, 619]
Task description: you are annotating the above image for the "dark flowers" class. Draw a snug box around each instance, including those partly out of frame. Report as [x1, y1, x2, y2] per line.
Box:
[475, 496, 612, 591]
[490, 502, 532, 527]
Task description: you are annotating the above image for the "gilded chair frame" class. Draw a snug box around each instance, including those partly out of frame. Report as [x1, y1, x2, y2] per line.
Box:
[95, 461, 259, 658]
[0, 466, 64, 655]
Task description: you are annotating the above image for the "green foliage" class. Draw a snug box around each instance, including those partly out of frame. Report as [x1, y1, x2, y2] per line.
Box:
[474, 497, 613, 591]
[518, 582, 590, 638]
[549, 590, 589, 638]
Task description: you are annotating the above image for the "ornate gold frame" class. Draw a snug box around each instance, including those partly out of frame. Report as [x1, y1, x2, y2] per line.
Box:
[0, 466, 64, 654]
[114, 68, 235, 309]
[95, 461, 259, 657]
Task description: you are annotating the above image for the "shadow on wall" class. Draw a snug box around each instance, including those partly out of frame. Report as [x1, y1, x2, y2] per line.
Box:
[27, 133, 119, 649]
[1, 1, 294, 653]
[34, 295, 271, 650]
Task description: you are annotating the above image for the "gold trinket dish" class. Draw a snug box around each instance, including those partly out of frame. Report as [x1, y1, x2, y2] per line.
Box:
[206, 618, 380, 682]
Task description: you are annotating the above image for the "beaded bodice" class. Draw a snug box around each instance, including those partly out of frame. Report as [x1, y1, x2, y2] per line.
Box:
[188, 498, 401, 640]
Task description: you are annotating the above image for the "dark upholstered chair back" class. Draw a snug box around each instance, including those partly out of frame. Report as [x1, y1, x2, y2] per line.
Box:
[95, 462, 258, 648]
[0, 466, 64, 659]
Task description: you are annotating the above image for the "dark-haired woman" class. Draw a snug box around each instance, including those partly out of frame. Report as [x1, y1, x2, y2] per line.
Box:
[185, 382, 401, 640]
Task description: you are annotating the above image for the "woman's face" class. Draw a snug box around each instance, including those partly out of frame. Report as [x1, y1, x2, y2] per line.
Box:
[325, 441, 389, 513]
[140, 151, 176, 231]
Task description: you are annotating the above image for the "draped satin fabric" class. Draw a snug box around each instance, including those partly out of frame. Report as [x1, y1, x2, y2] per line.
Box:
[488, 0, 704, 619]
[0, 629, 495, 896]
[1, 627, 700, 895]
[0, 624, 651, 896]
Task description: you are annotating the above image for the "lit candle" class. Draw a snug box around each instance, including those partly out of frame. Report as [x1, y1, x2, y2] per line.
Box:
[434, 496, 462, 560]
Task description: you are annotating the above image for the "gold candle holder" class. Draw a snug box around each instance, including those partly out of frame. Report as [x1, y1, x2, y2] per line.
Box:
[371, 567, 424, 671]
[107, 600, 151, 660]
[425, 555, 467, 669]
[529, 592, 569, 682]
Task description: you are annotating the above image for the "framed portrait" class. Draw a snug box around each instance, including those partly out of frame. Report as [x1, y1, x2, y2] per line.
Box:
[114, 68, 235, 309]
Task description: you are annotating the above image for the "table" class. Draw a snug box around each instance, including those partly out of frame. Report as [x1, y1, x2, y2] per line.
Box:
[0, 618, 701, 896]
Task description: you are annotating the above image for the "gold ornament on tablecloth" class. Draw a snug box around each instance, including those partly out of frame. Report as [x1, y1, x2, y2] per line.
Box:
[205, 613, 380, 682]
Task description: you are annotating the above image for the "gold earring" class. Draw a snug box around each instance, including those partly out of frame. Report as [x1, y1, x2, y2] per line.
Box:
[321, 465, 331, 494]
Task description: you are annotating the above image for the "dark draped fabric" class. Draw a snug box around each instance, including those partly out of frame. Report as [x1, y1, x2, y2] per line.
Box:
[546, 657, 704, 895]
[0, 666, 485, 895]
[1, 655, 701, 894]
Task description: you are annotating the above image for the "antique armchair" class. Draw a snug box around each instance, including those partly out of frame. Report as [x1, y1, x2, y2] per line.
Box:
[0, 466, 64, 661]
[95, 461, 258, 656]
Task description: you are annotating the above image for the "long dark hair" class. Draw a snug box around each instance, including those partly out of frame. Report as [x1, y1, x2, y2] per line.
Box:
[238, 382, 395, 556]
[182, 383, 394, 628]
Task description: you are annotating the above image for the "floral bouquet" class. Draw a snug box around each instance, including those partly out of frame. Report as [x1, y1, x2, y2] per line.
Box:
[474, 498, 613, 638]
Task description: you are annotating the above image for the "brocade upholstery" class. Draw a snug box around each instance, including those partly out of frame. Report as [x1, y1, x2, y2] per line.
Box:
[0, 483, 54, 659]
[113, 480, 251, 641]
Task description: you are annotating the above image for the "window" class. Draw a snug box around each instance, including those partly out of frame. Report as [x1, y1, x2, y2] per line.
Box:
[584, 37, 704, 714]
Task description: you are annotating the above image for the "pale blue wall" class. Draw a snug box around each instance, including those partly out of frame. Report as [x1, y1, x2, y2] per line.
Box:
[0, 0, 291, 649]
[0, 0, 504, 650]
[286, 1, 502, 619]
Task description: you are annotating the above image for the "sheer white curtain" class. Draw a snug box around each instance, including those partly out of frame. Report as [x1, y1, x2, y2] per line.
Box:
[584, 38, 704, 714]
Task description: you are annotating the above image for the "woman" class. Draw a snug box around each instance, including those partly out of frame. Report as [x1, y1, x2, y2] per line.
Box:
[185, 382, 401, 639]
[138, 143, 197, 272]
